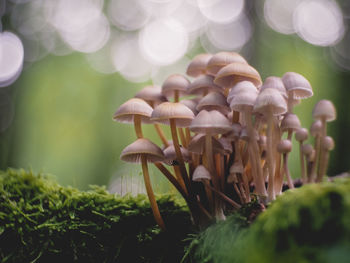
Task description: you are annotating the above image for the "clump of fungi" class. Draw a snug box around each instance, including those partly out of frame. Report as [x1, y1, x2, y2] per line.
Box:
[113, 52, 336, 230]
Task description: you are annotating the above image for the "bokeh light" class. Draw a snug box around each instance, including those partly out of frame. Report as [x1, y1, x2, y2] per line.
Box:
[198, 0, 244, 24]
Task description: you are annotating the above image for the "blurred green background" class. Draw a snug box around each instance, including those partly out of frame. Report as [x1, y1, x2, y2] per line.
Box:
[0, 0, 349, 191]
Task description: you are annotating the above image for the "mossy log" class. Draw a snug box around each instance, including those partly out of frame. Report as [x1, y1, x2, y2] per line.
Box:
[0, 169, 193, 263]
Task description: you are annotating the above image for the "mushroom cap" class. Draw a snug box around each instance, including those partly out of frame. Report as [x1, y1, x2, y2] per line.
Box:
[134, 85, 167, 105]
[218, 137, 233, 154]
[282, 72, 313, 99]
[224, 123, 242, 140]
[277, 139, 292, 153]
[192, 165, 211, 182]
[227, 81, 258, 104]
[207, 51, 247, 76]
[322, 136, 335, 151]
[196, 92, 230, 114]
[295, 128, 309, 142]
[302, 143, 314, 156]
[310, 120, 322, 137]
[151, 102, 194, 127]
[260, 76, 287, 99]
[113, 98, 153, 124]
[253, 88, 287, 116]
[281, 113, 301, 132]
[161, 74, 190, 98]
[188, 133, 224, 154]
[120, 138, 164, 163]
[312, 100, 336, 122]
[186, 53, 213, 77]
[240, 126, 259, 142]
[188, 75, 223, 95]
[179, 99, 199, 115]
[189, 110, 232, 134]
[214, 62, 262, 88]
[229, 89, 258, 112]
[163, 145, 190, 165]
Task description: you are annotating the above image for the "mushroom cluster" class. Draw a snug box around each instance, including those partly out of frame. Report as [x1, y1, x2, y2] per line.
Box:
[113, 52, 336, 230]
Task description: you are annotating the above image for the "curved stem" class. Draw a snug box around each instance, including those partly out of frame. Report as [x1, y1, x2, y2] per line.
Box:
[178, 128, 187, 147]
[310, 134, 320, 183]
[283, 153, 294, 189]
[170, 119, 190, 192]
[134, 115, 143, 138]
[154, 124, 169, 147]
[141, 155, 165, 230]
[299, 141, 307, 184]
[316, 118, 327, 182]
[206, 184, 241, 209]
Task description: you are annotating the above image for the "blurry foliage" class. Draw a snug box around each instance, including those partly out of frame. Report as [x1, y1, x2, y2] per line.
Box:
[186, 176, 350, 263]
[0, 169, 193, 263]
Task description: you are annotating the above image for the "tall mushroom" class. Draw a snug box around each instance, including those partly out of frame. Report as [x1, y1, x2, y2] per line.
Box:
[120, 138, 166, 230]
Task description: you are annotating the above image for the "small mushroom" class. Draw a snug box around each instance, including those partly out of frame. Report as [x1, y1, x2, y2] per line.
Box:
[187, 53, 213, 77]
[276, 139, 293, 193]
[162, 74, 190, 102]
[188, 75, 223, 96]
[295, 128, 309, 184]
[206, 51, 247, 76]
[196, 92, 230, 115]
[120, 138, 165, 230]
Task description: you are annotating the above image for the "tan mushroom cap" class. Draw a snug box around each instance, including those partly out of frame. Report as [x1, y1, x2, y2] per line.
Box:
[240, 126, 259, 141]
[227, 81, 258, 104]
[214, 62, 262, 88]
[189, 110, 232, 135]
[277, 139, 292, 153]
[310, 120, 322, 136]
[260, 76, 287, 99]
[120, 138, 164, 163]
[113, 98, 153, 124]
[161, 74, 190, 98]
[281, 113, 301, 132]
[163, 145, 190, 165]
[186, 53, 213, 77]
[322, 136, 335, 151]
[206, 51, 247, 76]
[151, 102, 194, 127]
[188, 75, 224, 95]
[229, 88, 258, 112]
[224, 123, 242, 141]
[229, 161, 244, 174]
[253, 88, 287, 116]
[188, 133, 224, 154]
[282, 72, 313, 99]
[312, 100, 336, 122]
[218, 137, 233, 154]
[196, 92, 230, 114]
[295, 128, 308, 142]
[134, 85, 167, 105]
[192, 165, 211, 182]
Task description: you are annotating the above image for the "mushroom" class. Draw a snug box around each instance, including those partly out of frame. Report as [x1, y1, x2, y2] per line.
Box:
[134, 86, 169, 146]
[113, 98, 153, 138]
[187, 53, 213, 77]
[312, 100, 336, 182]
[120, 138, 166, 230]
[188, 75, 224, 97]
[276, 139, 293, 193]
[196, 91, 230, 115]
[318, 136, 335, 181]
[253, 88, 287, 201]
[161, 74, 190, 102]
[151, 102, 194, 191]
[282, 72, 313, 113]
[206, 51, 247, 76]
[295, 128, 309, 184]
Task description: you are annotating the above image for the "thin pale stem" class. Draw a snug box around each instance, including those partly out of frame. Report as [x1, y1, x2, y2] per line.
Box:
[154, 124, 169, 147]
[178, 128, 187, 147]
[206, 184, 241, 209]
[283, 153, 294, 189]
[299, 141, 307, 184]
[141, 155, 165, 230]
[316, 118, 327, 182]
[266, 113, 276, 201]
[310, 134, 320, 183]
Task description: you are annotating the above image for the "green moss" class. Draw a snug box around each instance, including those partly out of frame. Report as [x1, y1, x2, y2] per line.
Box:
[0, 169, 193, 263]
[188, 177, 350, 263]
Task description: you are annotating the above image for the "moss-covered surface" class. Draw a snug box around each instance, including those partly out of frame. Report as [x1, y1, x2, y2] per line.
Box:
[0, 169, 193, 263]
[186, 177, 350, 263]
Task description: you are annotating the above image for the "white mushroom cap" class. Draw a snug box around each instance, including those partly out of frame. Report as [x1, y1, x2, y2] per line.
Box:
[253, 88, 287, 116]
[187, 53, 213, 77]
[322, 136, 335, 151]
[113, 98, 153, 124]
[229, 88, 258, 112]
[277, 139, 292, 153]
[227, 81, 258, 104]
[120, 138, 164, 163]
[188, 75, 223, 95]
[163, 145, 190, 165]
[196, 92, 230, 114]
[281, 113, 301, 132]
[310, 120, 322, 137]
[206, 51, 247, 76]
[312, 100, 336, 122]
[192, 165, 211, 182]
[260, 76, 287, 99]
[295, 128, 309, 142]
[134, 85, 167, 105]
[161, 74, 190, 99]
[282, 72, 313, 99]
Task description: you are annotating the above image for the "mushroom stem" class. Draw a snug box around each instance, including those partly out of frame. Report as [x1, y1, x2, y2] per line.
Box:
[173, 165, 187, 194]
[141, 155, 165, 230]
[154, 162, 188, 199]
[178, 128, 187, 147]
[310, 134, 320, 183]
[282, 153, 294, 189]
[170, 119, 191, 192]
[299, 141, 307, 184]
[266, 112, 276, 201]
[154, 124, 169, 147]
[174, 90, 179, 102]
[316, 118, 327, 182]
[134, 115, 143, 138]
[206, 184, 241, 209]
